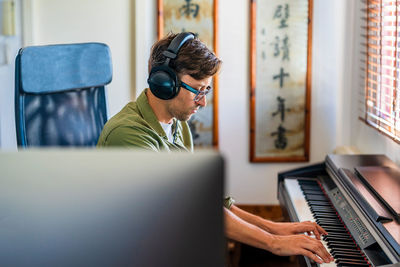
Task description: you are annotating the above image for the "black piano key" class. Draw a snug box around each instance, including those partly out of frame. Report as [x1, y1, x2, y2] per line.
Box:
[323, 232, 348, 237]
[328, 243, 357, 249]
[334, 255, 366, 261]
[320, 226, 348, 232]
[316, 218, 338, 223]
[320, 224, 341, 229]
[312, 210, 335, 215]
[331, 248, 361, 254]
[319, 223, 342, 228]
[327, 238, 355, 245]
[310, 206, 335, 211]
[298, 179, 319, 184]
[314, 214, 341, 219]
[309, 204, 332, 209]
[305, 195, 329, 201]
[300, 185, 322, 191]
[318, 222, 343, 228]
[335, 258, 367, 264]
[331, 248, 362, 254]
[306, 200, 331, 206]
[317, 218, 341, 223]
[311, 211, 337, 216]
[327, 240, 357, 246]
[318, 220, 341, 225]
[333, 252, 367, 260]
[327, 242, 359, 250]
[336, 259, 369, 266]
[296, 179, 371, 266]
[331, 246, 362, 252]
[310, 206, 334, 211]
[332, 250, 363, 256]
[316, 217, 342, 222]
[300, 186, 323, 191]
[310, 204, 333, 208]
[299, 180, 320, 184]
[324, 239, 355, 244]
[318, 217, 340, 222]
[319, 222, 342, 227]
[325, 230, 349, 235]
[311, 209, 335, 214]
[301, 190, 325, 196]
[324, 228, 347, 232]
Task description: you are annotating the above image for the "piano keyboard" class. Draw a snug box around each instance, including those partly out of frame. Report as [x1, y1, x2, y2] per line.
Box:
[284, 178, 371, 267]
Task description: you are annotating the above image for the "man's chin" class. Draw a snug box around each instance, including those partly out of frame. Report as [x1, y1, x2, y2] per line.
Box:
[176, 113, 193, 122]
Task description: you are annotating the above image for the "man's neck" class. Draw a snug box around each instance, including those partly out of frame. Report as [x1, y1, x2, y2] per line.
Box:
[146, 89, 174, 124]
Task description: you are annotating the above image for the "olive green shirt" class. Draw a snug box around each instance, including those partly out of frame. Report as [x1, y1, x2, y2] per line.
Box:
[97, 89, 193, 152]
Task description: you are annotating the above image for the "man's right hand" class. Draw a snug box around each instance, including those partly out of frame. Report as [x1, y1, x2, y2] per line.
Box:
[269, 234, 334, 264]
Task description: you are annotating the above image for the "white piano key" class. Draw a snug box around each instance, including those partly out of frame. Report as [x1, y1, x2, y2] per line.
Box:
[284, 179, 315, 222]
[284, 179, 337, 266]
[318, 239, 337, 267]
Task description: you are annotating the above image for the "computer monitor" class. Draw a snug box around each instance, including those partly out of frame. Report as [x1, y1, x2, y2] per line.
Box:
[0, 150, 225, 266]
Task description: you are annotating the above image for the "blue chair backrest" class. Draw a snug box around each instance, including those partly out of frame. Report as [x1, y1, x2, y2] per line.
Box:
[15, 43, 112, 147]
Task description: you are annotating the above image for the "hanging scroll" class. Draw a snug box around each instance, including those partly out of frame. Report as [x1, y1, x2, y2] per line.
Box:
[158, 0, 219, 148]
[250, 0, 312, 162]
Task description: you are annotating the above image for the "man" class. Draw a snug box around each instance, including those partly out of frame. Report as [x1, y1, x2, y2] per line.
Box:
[97, 32, 333, 264]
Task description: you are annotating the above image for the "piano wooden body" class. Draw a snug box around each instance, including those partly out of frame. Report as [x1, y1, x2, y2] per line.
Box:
[278, 154, 400, 267]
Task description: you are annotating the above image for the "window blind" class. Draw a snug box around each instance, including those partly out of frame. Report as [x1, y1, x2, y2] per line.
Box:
[361, 0, 400, 142]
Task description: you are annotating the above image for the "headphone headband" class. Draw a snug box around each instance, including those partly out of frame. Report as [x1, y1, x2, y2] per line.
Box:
[147, 32, 195, 100]
[162, 32, 194, 60]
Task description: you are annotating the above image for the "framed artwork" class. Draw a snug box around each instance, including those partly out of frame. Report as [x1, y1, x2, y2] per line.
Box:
[250, 0, 313, 162]
[157, 0, 219, 148]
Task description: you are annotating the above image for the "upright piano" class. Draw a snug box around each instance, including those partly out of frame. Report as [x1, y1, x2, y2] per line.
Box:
[278, 154, 400, 267]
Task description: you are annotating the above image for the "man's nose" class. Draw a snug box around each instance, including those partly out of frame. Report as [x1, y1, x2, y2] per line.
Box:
[196, 96, 207, 107]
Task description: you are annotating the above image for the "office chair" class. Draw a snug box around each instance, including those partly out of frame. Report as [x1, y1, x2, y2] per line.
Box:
[15, 43, 112, 147]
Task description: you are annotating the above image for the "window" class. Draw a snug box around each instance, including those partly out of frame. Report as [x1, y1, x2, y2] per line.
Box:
[361, 0, 400, 142]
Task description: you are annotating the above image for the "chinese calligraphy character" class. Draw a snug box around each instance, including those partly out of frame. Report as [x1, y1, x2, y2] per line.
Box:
[272, 96, 291, 122]
[272, 36, 280, 57]
[179, 0, 200, 18]
[281, 35, 289, 61]
[271, 124, 287, 149]
[273, 4, 289, 28]
[271, 35, 290, 61]
[273, 67, 290, 88]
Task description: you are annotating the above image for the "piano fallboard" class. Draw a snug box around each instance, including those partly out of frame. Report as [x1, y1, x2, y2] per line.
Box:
[278, 154, 400, 267]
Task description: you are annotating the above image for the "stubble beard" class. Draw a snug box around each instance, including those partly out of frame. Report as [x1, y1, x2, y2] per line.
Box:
[167, 103, 197, 122]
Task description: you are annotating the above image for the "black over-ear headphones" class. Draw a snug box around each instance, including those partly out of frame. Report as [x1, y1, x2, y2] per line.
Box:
[147, 32, 195, 100]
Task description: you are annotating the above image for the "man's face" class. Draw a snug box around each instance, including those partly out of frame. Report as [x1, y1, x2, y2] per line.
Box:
[166, 74, 212, 121]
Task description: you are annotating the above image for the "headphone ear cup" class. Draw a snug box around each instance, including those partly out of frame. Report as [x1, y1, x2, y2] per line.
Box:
[147, 65, 180, 100]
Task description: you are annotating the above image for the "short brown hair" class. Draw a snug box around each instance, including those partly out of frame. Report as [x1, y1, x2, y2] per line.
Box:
[148, 33, 222, 80]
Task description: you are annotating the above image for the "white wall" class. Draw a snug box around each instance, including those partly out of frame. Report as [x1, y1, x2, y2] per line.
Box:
[134, 1, 156, 97]
[26, 0, 132, 118]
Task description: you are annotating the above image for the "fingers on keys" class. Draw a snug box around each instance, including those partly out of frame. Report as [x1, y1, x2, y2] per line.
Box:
[302, 236, 333, 263]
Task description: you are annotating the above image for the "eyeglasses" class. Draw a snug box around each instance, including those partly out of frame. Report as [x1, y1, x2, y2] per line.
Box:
[180, 81, 212, 102]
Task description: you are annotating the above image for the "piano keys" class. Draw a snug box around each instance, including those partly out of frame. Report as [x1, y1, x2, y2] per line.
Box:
[278, 154, 400, 267]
